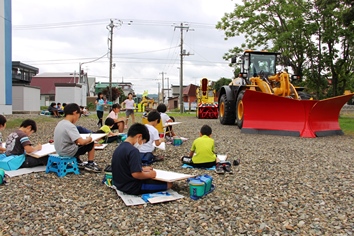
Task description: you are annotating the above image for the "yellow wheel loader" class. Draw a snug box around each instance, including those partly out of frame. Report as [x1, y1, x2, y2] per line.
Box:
[218, 50, 353, 138]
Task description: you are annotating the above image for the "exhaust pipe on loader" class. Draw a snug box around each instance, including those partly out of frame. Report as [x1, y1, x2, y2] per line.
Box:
[241, 90, 353, 138]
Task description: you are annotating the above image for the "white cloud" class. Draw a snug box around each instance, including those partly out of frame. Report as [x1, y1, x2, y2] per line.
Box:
[12, 0, 243, 95]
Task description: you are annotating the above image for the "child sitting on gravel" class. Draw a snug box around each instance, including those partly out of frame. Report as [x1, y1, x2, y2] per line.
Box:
[97, 117, 121, 143]
[111, 123, 173, 195]
[156, 103, 176, 138]
[181, 124, 232, 174]
[138, 110, 165, 165]
[4, 119, 44, 169]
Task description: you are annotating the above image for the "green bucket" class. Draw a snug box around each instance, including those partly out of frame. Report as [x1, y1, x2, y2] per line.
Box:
[189, 179, 205, 197]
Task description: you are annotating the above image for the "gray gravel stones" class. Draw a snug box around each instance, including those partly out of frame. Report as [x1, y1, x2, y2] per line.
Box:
[0, 114, 353, 235]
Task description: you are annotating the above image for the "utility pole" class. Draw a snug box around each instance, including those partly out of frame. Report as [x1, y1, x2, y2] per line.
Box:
[157, 82, 161, 104]
[166, 77, 170, 100]
[159, 72, 166, 103]
[106, 19, 122, 103]
[175, 23, 192, 113]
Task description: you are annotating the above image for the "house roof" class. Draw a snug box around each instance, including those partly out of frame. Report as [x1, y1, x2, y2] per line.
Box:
[30, 77, 78, 95]
[35, 72, 80, 78]
[183, 84, 197, 96]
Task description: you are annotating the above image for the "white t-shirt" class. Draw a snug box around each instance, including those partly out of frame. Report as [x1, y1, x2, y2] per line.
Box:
[138, 124, 159, 153]
[124, 99, 135, 109]
[160, 113, 171, 126]
[107, 110, 118, 120]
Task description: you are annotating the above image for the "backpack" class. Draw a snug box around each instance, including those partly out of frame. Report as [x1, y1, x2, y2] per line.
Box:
[0, 153, 26, 171]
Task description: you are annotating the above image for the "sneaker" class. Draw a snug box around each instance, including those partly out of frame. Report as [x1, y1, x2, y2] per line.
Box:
[223, 163, 233, 174]
[181, 156, 192, 164]
[78, 162, 85, 169]
[84, 162, 102, 173]
[215, 163, 225, 174]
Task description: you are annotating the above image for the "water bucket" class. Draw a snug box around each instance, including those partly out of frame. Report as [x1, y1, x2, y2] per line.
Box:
[172, 136, 183, 146]
[189, 179, 205, 197]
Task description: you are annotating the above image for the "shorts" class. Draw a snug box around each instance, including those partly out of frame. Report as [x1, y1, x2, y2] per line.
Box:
[139, 179, 168, 194]
[74, 142, 94, 158]
[20, 155, 49, 168]
[125, 109, 134, 116]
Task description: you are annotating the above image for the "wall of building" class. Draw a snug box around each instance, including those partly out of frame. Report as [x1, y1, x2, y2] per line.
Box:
[12, 85, 40, 111]
[0, 0, 12, 114]
[55, 86, 86, 106]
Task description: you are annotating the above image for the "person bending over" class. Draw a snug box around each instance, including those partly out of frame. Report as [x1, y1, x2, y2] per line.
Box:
[111, 123, 173, 195]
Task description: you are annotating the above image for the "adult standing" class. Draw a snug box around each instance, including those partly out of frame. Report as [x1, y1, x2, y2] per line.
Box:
[95, 93, 105, 127]
[122, 92, 135, 129]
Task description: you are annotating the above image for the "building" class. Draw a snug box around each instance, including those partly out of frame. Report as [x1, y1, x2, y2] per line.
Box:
[11, 61, 41, 112]
[30, 72, 88, 107]
[0, 0, 12, 114]
[168, 84, 197, 111]
[95, 81, 135, 97]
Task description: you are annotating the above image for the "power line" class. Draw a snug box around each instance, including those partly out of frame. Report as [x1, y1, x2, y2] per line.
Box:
[13, 18, 218, 30]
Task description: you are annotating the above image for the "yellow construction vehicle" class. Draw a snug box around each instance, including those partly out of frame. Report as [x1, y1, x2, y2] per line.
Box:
[137, 90, 157, 112]
[218, 50, 353, 138]
[196, 78, 218, 119]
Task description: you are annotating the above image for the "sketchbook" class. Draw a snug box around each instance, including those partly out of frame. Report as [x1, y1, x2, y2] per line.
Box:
[28, 143, 56, 158]
[114, 188, 184, 206]
[94, 144, 108, 150]
[80, 133, 107, 143]
[164, 122, 182, 127]
[153, 169, 195, 182]
[153, 142, 165, 150]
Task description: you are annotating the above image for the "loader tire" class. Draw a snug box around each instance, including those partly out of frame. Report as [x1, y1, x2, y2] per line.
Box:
[236, 90, 245, 129]
[219, 94, 236, 125]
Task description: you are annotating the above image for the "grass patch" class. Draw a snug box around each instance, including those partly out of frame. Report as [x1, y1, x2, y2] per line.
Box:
[5, 116, 58, 129]
[339, 116, 354, 135]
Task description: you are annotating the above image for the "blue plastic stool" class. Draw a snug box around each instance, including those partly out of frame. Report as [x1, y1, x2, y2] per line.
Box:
[46, 154, 80, 177]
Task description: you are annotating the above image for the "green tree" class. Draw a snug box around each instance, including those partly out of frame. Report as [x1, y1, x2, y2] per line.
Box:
[213, 77, 232, 93]
[101, 86, 125, 103]
[216, 0, 354, 98]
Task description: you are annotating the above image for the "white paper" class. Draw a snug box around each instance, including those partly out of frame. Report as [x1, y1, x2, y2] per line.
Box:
[153, 142, 165, 151]
[153, 169, 195, 182]
[80, 133, 107, 143]
[29, 143, 56, 157]
[218, 154, 228, 161]
[94, 144, 108, 150]
[164, 122, 182, 127]
[115, 187, 184, 206]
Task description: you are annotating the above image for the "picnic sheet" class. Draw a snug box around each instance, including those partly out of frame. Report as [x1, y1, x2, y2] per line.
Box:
[6, 166, 46, 177]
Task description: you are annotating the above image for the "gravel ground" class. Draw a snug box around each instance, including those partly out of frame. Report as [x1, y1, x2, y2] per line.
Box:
[0, 114, 353, 235]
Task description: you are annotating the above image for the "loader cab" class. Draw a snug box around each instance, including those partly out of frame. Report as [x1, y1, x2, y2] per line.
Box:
[236, 51, 279, 81]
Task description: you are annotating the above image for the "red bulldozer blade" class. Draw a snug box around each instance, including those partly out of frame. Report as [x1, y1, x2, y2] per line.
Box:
[241, 90, 353, 138]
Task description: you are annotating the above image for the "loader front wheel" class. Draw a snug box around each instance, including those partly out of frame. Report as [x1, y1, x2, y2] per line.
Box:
[236, 90, 245, 129]
[219, 94, 236, 125]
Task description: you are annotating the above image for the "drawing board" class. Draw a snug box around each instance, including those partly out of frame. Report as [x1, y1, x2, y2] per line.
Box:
[28, 143, 56, 158]
[94, 144, 108, 150]
[153, 169, 195, 182]
[80, 133, 107, 143]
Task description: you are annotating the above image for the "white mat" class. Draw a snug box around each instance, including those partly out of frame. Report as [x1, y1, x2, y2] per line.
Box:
[6, 166, 46, 177]
[114, 186, 184, 206]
